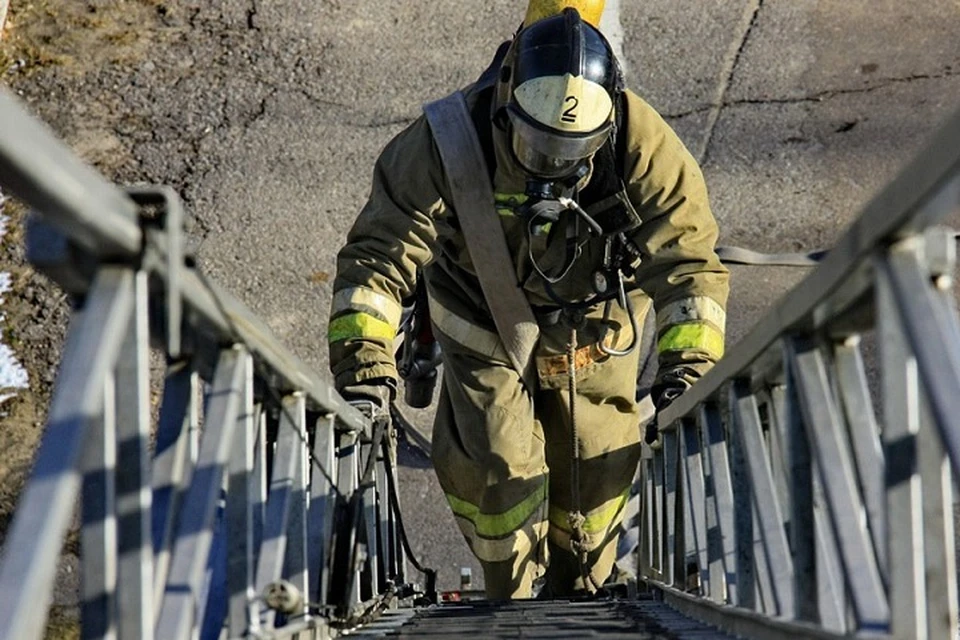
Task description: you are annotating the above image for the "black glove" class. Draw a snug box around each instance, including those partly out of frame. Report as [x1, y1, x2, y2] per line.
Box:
[644, 415, 672, 447]
[340, 377, 396, 419]
[644, 380, 690, 445]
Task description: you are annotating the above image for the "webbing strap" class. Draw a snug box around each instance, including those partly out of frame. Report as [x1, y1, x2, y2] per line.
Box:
[715, 245, 826, 266]
[423, 91, 540, 389]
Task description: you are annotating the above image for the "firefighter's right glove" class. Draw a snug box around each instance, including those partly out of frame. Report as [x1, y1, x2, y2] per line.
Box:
[339, 378, 396, 420]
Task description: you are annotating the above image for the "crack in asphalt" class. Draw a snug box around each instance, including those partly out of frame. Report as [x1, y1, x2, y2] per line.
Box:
[289, 88, 417, 128]
[363, 117, 417, 129]
[665, 67, 960, 120]
[295, 87, 348, 110]
[243, 86, 277, 131]
[187, 5, 203, 30]
[247, 0, 259, 31]
[697, 0, 764, 164]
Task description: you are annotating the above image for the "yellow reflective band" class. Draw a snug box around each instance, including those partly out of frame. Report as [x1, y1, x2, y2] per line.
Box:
[549, 486, 629, 535]
[494, 192, 528, 218]
[657, 322, 725, 359]
[331, 287, 403, 327]
[453, 516, 548, 564]
[327, 312, 395, 343]
[445, 482, 547, 539]
[494, 192, 528, 206]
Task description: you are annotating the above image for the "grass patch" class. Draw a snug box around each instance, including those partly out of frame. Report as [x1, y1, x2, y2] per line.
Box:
[0, 0, 171, 78]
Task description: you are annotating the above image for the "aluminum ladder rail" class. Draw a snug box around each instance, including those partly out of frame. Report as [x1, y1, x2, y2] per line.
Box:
[0, 87, 419, 639]
[638, 105, 960, 639]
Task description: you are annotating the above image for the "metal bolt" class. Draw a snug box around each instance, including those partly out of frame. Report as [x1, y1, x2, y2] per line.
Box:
[263, 581, 303, 614]
[592, 271, 608, 294]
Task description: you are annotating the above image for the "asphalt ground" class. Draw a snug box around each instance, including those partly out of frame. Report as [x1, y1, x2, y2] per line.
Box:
[1, 0, 959, 600]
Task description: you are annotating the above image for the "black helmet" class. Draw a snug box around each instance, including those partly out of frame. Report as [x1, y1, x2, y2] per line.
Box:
[499, 8, 623, 179]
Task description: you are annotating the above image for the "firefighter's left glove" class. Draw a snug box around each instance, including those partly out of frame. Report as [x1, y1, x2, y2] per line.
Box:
[340, 377, 396, 421]
[644, 379, 691, 446]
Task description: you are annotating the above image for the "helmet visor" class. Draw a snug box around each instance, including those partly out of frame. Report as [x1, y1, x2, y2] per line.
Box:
[511, 131, 583, 179]
[506, 103, 612, 178]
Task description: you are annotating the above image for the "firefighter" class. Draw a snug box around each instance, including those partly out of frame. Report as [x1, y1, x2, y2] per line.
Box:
[328, 0, 729, 599]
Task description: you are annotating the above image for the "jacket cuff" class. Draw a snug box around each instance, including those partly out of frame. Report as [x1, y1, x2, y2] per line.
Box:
[334, 362, 399, 393]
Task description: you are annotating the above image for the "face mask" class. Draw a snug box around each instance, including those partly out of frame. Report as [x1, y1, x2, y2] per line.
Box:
[511, 130, 584, 180]
[507, 103, 613, 180]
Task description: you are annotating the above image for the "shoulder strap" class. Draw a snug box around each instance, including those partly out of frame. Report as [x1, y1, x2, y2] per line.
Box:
[423, 91, 539, 389]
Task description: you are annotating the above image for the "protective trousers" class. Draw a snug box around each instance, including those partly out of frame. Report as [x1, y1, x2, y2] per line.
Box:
[430, 290, 648, 599]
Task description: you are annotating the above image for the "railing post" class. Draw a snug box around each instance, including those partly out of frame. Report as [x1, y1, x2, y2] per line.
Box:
[763, 389, 791, 535]
[0, 268, 133, 640]
[778, 367, 817, 625]
[916, 391, 958, 639]
[661, 427, 680, 587]
[700, 402, 735, 605]
[255, 392, 308, 628]
[789, 336, 888, 630]
[881, 231, 960, 638]
[335, 429, 362, 613]
[730, 380, 794, 618]
[384, 427, 409, 586]
[728, 386, 756, 611]
[228, 351, 257, 636]
[361, 435, 380, 598]
[155, 346, 247, 640]
[637, 457, 653, 582]
[679, 417, 709, 595]
[285, 395, 311, 622]
[652, 447, 664, 581]
[115, 270, 154, 640]
[919, 228, 960, 639]
[877, 245, 927, 640]
[811, 456, 847, 632]
[151, 364, 200, 618]
[309, 413, 338, 608]
[253, 404, 268, 573]
[377, 437, 395, 585]
[832, 338, 886, 579]
[82, 372, 118, 640]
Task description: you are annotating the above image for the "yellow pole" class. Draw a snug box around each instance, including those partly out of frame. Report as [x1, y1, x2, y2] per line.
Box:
[523, 0, 605, 28]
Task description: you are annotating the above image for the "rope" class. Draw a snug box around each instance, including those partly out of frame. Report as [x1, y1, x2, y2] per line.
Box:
[565, 328, 593, 591]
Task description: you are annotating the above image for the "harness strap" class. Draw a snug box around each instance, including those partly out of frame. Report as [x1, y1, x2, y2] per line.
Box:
[423, 91, 540, 390]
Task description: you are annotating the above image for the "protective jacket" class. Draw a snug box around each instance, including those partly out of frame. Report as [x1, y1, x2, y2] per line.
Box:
[328, 80, 729, 597]
[330, 84, 728, 389]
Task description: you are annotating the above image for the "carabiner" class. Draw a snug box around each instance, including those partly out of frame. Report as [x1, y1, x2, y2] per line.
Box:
[598, 271, 639, 357]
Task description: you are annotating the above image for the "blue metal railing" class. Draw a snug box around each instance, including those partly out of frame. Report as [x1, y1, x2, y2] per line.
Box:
[639, 105, 960, 638]
[0, 87, 427, 640]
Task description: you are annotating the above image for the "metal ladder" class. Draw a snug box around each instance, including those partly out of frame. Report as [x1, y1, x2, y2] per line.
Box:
[1, 85, 959, 639]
